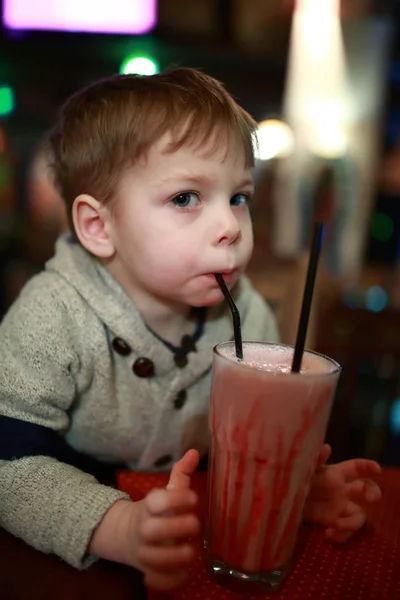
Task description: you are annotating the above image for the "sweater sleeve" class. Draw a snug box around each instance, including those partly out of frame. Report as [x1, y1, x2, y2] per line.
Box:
[0, 275, 130, 569]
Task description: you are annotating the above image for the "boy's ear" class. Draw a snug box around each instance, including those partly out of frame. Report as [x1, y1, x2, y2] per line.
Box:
[72, 194, 115, 258]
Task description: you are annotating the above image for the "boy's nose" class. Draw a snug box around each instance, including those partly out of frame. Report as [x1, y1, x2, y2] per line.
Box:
[216, 208, 242, 247]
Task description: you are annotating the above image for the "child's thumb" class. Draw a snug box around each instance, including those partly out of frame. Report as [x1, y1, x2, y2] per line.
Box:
[166, 449, 200, 491]
[317, 444, 332, 469]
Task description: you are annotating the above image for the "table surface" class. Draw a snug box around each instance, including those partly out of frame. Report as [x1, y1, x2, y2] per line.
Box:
[0, 528, 146, 600]
[1, 468, 399, 600]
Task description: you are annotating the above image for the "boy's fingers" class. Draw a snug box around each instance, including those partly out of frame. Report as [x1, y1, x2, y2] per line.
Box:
[145, 488, 197, 516]
[317, 444, 332, 468]
[139, 514, 200, 543]
[334, 503, 367, 532]
[346, 479, 382, 505]
[325, 502, 367, 543]
[336, 459, 381, 482]
[167, 449, 200, 491]
[137, 543, 195, 570]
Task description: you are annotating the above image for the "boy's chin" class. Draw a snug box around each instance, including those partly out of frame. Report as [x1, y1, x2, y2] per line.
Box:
[189, 289, 225, 308]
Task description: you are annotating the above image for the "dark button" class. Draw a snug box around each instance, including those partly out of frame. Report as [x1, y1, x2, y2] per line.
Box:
[153, 454, 173, 468]
[180, 334, 196, 353]
[133, 357, 155, 378]
[174, 353, 188, 368]
[174, 390, 187, 410]
[112, 337, 132, 356]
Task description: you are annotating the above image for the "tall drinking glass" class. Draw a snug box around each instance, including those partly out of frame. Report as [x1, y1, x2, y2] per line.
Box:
[204, 341, 341, 593]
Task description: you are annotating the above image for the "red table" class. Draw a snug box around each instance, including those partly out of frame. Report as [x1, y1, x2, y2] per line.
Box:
[117, 468, 400, 600]
[0, 520, 146, 600]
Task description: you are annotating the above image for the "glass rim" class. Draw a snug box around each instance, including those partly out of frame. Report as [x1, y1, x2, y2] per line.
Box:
[213, 341, 342, 377]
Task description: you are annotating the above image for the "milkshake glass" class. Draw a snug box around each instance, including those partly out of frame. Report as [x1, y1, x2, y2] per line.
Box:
[204, 341, 341, 592]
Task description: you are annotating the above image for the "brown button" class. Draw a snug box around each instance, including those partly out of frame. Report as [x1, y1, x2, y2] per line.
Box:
[133, 357, 155, 378]
[112, 337, 132, 356]
[154, 454, 173, 468]
[174, 354, 188, 368]
[174, 390, 187, 410]
[180, 334, 196, 353]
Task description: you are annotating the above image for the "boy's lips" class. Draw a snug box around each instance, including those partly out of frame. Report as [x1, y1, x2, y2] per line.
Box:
[205, 270, 239, 285]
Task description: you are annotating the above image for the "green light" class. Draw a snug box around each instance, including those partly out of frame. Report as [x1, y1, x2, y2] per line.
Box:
[0, 86, 14, 116]
[371, 212, 394, 242]
[120, 55, 159, 76]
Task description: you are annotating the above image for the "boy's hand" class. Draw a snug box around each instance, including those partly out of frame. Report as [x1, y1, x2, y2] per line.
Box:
[303, 444, 382, 543]
[128, 449, 200, 591]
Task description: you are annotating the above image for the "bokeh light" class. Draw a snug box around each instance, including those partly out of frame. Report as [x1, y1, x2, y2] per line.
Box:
[120, 55, 159, 76]
[365, 286, 388, 313]
[0, 85, 14, 116]
[390, 398, 400, 434]
[309, 120, 347, 158]
[4, 0, 157, 35]
[254, 120, 294, 161]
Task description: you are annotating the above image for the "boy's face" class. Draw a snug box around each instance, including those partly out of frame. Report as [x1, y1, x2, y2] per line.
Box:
[106, 133, 254, 308]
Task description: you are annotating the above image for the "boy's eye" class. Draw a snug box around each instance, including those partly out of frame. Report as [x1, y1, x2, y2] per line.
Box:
[172, 192, 199, 208]
[231, 193, 250, 207]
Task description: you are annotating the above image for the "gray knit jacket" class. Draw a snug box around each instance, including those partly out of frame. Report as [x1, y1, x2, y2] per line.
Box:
[0, 234, 279, 569]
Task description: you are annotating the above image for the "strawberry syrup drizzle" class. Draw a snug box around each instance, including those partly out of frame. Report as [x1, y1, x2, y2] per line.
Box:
[261, 389, 330, 568]
[208, 385, 332, 574]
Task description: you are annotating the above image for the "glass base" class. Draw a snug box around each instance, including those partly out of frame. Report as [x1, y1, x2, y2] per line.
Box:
[203, 541, 290, 594]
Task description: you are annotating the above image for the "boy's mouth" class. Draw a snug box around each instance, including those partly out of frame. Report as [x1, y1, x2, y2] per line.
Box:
[205, 269, 239, 284]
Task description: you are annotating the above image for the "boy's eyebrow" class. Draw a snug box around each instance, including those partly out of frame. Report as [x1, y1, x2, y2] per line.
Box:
[155, 174, 255, 189]
[235, 178, 255, 190]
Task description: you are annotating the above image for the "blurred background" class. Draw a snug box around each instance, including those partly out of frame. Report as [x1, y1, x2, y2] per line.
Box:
[1, 0, 400, 465]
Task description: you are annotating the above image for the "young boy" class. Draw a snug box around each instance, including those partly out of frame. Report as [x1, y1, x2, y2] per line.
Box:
[0, 68, 381, 592]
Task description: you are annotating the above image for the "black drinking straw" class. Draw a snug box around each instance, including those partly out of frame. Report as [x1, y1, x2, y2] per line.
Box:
[291, 222, 325, 373]
[214, 274, 243, 360]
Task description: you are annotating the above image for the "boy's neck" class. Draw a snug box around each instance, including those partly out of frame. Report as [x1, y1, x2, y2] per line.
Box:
[141, 302, 198, 346]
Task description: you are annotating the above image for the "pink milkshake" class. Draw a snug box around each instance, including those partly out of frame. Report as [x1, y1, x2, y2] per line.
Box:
[204, 341, 341, 592]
